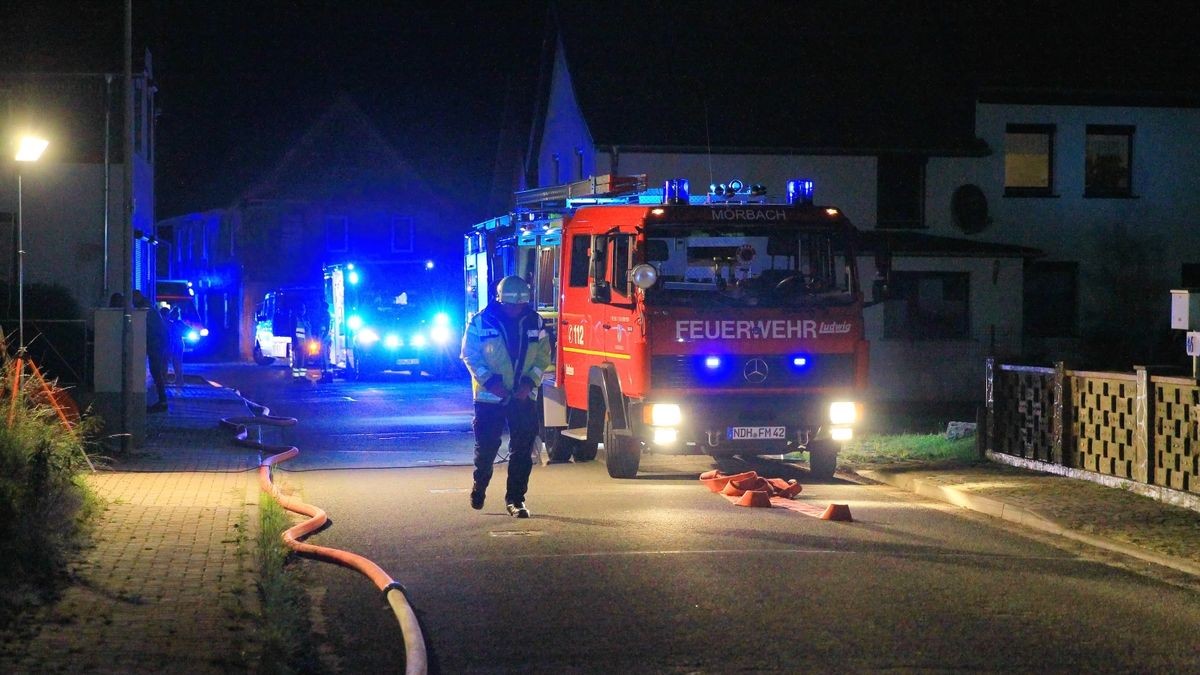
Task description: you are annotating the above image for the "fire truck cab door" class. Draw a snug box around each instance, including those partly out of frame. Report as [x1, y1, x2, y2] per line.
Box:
[587, 232, 635, 375]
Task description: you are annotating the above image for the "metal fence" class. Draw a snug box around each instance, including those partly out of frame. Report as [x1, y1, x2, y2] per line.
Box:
[987, 359, 1199, 496]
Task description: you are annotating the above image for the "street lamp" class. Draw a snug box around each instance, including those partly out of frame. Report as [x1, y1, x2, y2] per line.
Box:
[15, 136, 49, 354]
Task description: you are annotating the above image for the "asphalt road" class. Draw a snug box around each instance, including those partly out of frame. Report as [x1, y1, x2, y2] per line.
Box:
[196, 363, 1200, 673]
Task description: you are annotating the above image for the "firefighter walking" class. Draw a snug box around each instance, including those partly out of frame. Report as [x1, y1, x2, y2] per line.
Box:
[460, 276, 552, 518]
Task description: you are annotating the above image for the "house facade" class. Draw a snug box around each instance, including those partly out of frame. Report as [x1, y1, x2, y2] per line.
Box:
[526, 37, 1200, 404]
[0, 62, 158, 319]
[157, 96, 458, 360]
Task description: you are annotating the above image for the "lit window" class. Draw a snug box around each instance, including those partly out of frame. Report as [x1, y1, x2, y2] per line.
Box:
[1004, 124, 1055, 197]
[1085, 125, 1133, 197]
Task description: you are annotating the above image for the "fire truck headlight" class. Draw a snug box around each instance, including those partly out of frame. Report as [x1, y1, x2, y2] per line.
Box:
[647, 403, 682, 426]
[186, 330, 200, 343]
[357, 328, 380, 345]
[384, 334, 401, 349]
[411, 334, 428, 348]
[831, 427, 853, 442]
[347, 315, 363, 331]
[829, 401, 858, 425]
[630, 263, 659, 290]
[652, 427, 678, 446]
[430, 325, 452, 344]
[200, 328, 210, 337]
[433, 312, 450, 326]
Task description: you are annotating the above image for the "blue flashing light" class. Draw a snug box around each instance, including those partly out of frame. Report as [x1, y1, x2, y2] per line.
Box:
[200, 328, 210, 337]
[425, 260, 435, 270]
[186, 329, 200, 343]
[704, 355, 722, 370]
[433, 312, 450, 326]
[347, 263, 355, 270]
[787, 179, 815, 206]
[347, 315, 363, 331]
[663, 178, 690, 205]
[348, 270, 360, 285]
[792, 356, 808, 368]
[384, 334, 401, 349]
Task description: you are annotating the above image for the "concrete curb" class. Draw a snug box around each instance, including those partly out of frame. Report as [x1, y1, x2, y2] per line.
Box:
[856, 469, 1200, 580]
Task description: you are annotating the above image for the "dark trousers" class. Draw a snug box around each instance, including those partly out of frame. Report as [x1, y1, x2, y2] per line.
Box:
[472, 398, 538, 504]
[147, 348, 168, 403]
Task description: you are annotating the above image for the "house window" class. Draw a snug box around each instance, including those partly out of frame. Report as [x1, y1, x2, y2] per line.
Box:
[325, 216, 348, 252]
[1085, 125, 1134, 197]
[1004, 124, 1055, 197]
[884, 271, 970, 340]
[568, 234, 590, 287]
[391, 215, 414, 253]
[1024, 261, 1077, 338]
[876, 154, 926, 229]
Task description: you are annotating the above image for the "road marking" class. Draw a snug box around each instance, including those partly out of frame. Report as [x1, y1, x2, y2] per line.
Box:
[429, 488, 471, 493]
[489, 531, 545, 537]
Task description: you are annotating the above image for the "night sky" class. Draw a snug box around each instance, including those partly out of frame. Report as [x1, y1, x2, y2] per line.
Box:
[6, 1, 1199, 220]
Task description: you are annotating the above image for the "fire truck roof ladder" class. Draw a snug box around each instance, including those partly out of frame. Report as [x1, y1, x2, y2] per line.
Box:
[514, 174, 647, 209]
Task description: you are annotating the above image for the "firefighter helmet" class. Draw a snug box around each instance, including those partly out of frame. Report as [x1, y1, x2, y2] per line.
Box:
[496, 276, 532, 305]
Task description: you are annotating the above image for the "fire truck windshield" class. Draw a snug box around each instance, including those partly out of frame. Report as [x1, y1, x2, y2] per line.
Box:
[642, 225, 855, 307]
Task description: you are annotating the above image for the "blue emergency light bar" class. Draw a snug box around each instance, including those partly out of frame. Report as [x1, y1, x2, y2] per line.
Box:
[663, 178, 690, 205]
[787, 179, 815, 206]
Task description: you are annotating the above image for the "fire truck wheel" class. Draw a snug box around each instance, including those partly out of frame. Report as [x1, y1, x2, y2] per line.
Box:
[253, 343, 273, 366]
[604, 415, 641, 479]
[541, 428, 573, 462]
[807, 440, 839, 480]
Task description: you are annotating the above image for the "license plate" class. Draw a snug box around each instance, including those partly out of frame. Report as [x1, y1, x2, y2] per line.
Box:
[727, 426, 787, 440]
[395, 358, 420, 366]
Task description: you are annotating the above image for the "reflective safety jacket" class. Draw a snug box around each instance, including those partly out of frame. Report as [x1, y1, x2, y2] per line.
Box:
[460, 303, 552, 404]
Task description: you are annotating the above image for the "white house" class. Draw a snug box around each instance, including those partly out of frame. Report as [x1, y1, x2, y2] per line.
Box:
[522, 34, 1200, 404]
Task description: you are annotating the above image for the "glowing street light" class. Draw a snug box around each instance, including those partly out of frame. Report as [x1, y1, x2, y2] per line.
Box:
[15, 136, 49, 353]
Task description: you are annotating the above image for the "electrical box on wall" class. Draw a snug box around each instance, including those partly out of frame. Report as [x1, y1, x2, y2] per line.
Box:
[1170, 289, 1200, 330]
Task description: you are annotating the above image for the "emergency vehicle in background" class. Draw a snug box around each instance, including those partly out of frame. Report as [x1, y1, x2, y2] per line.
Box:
[323, 262, 460, 379]
[465, 175, 871, 479]
[155, 279, 209, 352]
[252, 286, 324, 377]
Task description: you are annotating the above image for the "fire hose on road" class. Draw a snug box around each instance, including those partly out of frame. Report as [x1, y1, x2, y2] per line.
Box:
[220, 402, 428, 675]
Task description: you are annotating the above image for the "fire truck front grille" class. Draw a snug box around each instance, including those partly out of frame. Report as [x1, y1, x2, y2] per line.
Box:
[650, 354, 855, 390]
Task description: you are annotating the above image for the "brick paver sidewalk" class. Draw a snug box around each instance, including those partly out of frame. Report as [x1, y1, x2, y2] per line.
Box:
[1, 379, 267, 673]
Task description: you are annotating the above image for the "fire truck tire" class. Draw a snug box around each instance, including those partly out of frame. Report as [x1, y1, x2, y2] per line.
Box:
[253, 343, 274, 366]
[541, 428, 573, 462]
[807, 440, 839, 480]
[604, 414, 641, 478]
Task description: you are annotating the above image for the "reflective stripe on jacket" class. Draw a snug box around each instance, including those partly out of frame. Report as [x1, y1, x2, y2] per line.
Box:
[460, 303, 552, 404]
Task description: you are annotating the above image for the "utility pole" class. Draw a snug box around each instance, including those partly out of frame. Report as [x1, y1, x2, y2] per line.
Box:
[120, 0, 135, 451]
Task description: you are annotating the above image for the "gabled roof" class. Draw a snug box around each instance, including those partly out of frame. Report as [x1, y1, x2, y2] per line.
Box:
[237, 93, 445, 209]
[549, 3, 980, 156]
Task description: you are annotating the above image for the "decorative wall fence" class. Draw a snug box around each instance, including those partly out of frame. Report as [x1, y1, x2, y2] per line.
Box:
[986, 359, 1199, 496]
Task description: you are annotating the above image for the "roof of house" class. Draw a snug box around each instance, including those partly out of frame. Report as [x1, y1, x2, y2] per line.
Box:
[236, 94, 445, 209]
[857, 230, 1042, 259]
[544, 1, 1200, 157]
[548, 4, 976, 156]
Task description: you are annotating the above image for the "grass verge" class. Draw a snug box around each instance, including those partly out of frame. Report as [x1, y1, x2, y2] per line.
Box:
[256, 493, 323, 674]
[785, 433, 981, 470]
[838, 433, 981, 469]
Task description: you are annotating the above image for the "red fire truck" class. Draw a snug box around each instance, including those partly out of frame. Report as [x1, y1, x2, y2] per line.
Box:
[465, 175, 869, 479]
